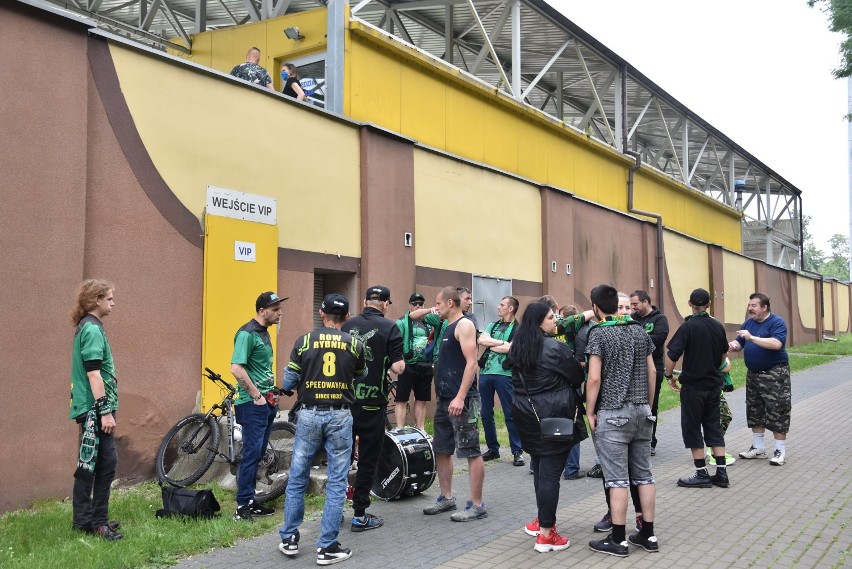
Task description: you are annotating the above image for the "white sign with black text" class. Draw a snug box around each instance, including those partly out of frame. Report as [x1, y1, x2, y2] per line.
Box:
[234, 241, 256, 262]
[206, 186, 277, 225]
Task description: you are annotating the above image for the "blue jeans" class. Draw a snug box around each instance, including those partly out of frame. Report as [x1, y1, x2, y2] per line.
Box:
[234, 401, 277, 507]
[563, 443, 581, 477]
[479, 374, 522, 454]
[280, 408, 353, 549]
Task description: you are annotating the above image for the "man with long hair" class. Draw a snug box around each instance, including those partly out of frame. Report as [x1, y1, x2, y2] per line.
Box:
[69, 279, 122, 540]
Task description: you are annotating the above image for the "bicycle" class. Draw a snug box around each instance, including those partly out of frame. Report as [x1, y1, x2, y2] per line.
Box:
[155, 368, 296, 504]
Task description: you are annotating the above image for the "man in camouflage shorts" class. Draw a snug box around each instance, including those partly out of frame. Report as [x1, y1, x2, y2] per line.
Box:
[728, 293, 791, 466]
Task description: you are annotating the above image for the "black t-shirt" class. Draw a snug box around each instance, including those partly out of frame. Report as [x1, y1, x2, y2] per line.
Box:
[666, 314, 728, 389]
[282, 77, 302, 98]
[287, 327, 366, 406]
[342, 307, 404, 406]
[632, 308, 669, 367]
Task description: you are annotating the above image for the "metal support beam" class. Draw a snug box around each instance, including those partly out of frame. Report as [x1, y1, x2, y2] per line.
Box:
[467, 0, 511, 91]
[194, 0, 206, 33]
[575, 43, 614, 145]
[271, 0, 293, 17]
[445, 5, 454, 65]
[520, 38, 569, 100]
[326, 0, 346, 114]
[242, 0, 260, 21]
[556, 70, 563, 120]
[511, 0, 521, 100]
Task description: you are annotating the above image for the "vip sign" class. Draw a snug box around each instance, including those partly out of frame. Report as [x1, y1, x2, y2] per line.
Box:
[207, 186, 277, 225]
[235, 241, 256, 262]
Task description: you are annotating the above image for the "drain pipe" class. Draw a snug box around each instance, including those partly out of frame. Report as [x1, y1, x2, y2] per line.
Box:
[625, 150, 665, 315]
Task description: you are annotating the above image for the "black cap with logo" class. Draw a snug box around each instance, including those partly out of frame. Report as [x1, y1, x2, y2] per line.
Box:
[321, 293, 349, 316]
[365, 285, 392, 304]
[256, 291, 288, 312]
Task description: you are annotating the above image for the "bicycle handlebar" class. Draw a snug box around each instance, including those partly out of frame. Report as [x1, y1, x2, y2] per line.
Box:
[202, 368, 293, 397]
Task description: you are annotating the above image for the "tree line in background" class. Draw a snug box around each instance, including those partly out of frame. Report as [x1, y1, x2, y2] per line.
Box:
[802, 215, 851, 280]
[809, 0, 852, 78]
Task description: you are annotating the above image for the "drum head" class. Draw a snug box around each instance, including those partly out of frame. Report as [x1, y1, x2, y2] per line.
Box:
[371, 427, 434, 500]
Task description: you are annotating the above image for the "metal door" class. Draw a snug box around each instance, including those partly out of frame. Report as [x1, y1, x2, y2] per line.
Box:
[472, 275, 512, 331]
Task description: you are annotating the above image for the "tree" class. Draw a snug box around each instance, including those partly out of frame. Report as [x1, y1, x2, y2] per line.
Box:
[808, 0, 852, 78]
[802, 215, 826, 272]
[819, 233, 852, 279]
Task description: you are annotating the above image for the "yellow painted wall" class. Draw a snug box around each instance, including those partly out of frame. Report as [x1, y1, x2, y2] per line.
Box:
[171, 9, 329, 93]
[109, 43, 361, 258]
[838, 283, 849, 332]
[202, 214, 278, 410]
[823, 282, 834, 330]
[413, 149, 541, 282]
[723, 251, 756, 325]
[796, 275, 817, 329]
[169, 12, 742, 252]
[663, 231, 709, 318]
[348, 26, 742, 251]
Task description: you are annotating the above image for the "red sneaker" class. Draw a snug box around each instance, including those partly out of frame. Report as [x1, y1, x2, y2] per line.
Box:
[534, 529, 570, 552]
[525, 518, 558, 537]
[524, 518, 540, 536]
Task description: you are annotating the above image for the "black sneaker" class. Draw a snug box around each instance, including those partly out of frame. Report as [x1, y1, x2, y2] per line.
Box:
[711, 468, 730, 488]
[512, 452, 525, 466]
[317, 541, 352, 565]
[628, 532, 659, 552]
[677, 469, 712, 488]
[279, 532, 299, 556]
[589, 534, 628, 557]
[587, 464, 604, 478]
[481, 449, 500, 461]
[351, 512, 384, 532]
[233, 505, 254, 522]
[250, 502, 275, 516]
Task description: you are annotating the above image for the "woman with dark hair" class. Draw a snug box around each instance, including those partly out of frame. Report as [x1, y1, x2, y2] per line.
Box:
[280, 63, 307, 101]
[505, 301, 585, 552]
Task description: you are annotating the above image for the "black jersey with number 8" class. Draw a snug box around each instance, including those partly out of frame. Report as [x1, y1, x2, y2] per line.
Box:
[286, 328, 367, 407]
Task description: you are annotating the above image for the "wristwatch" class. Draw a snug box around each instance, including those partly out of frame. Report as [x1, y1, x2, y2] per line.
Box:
[664, 373, 674, 380]
[253, 393, 264, 402]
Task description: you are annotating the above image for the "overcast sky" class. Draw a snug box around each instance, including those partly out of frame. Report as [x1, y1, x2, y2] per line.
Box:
[550, 0, 849, 251]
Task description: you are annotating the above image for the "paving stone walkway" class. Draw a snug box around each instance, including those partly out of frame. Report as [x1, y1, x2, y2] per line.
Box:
[174, 357, 851, 569]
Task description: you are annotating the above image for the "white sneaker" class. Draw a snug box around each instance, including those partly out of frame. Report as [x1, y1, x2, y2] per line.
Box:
[739, 446, 767, 459]
[769, 449, 786, 466]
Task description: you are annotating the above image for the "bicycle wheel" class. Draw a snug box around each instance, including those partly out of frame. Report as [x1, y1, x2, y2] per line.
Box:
[156, 413, 220, 487]
[248, 421, 297, 504]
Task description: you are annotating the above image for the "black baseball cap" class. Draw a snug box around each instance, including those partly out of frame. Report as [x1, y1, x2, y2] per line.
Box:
[365, 285, 392, 304]
[689, 288, 711, 307]
[256, 291, 287, 312]
[321, 293, 349, 316]
[409, 292, 425, 304]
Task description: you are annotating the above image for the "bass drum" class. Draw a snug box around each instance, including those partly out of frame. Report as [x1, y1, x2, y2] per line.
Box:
[371, 427, 436, 500]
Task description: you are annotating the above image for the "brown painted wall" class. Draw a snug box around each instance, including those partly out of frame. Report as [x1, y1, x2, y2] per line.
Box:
[0, 4, 90, 511]
[572, 199, 647, 308]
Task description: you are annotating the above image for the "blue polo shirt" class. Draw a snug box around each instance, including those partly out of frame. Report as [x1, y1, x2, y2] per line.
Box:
[736, 313, 789, 372]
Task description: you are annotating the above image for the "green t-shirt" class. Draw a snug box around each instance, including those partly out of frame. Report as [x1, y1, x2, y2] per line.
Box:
[555, 313, 586, 351]
[69, 315, 118, 419]
[231, 319, 275, 405]
[396, 312, 432, 364]
[480, 320, 516, 377]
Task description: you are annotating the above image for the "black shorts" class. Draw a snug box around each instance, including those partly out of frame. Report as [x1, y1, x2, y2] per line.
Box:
[395, 364, 433, 402]
[679, 384, 724, 449]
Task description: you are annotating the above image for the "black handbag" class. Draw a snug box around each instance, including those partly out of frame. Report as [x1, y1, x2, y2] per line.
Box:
[517, 370, 579, 442]
[156, 485, 221, 520]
